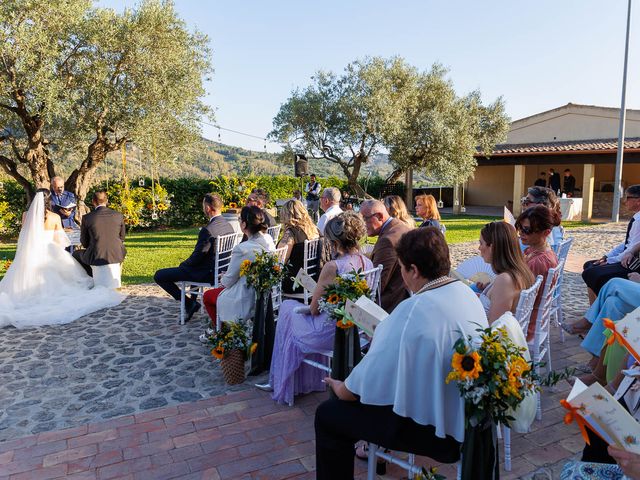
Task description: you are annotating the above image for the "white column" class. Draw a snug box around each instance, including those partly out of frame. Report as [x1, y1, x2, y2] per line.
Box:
[582, 164, 595, 222]
[512, 165, 526, 217]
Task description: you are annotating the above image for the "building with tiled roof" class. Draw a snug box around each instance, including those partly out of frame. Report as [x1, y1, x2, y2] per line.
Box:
[467, 103, 640, 220]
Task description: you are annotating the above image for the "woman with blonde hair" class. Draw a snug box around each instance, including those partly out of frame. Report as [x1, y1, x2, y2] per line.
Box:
[415, 194, 445, 233]
[477, 221, 535, 323]
[383, 195, 415, 228]
[278, 199, 320, 294]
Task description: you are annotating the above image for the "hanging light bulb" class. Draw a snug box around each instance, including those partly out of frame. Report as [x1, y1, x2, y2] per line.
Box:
[139, 177, 145, 187]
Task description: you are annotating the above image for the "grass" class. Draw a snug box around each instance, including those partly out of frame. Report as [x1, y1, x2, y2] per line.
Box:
[0, 216, 600, 285]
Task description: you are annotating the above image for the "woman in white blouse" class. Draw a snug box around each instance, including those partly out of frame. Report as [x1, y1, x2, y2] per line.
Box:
[315, 227, 488, 478]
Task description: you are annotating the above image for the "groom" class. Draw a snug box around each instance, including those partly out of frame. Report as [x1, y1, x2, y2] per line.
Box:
[73, 191, 126, 277]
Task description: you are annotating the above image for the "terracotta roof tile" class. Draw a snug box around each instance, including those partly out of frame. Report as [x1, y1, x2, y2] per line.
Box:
[480, 137, 640, 156]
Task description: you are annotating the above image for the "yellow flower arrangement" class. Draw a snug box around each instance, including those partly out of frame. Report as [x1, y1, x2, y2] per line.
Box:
[449, 351, 483, 381]
[206, 319, 254, 361]
[240, 251, 288, 292]
[211, 344, 225, 360]
[239, 259, 251, 277]
[318, 269, 371, 330]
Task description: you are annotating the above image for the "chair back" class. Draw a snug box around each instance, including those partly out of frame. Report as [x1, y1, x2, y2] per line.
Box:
[271, 246, 289, 314]
[213, 232, 243, 287]
[267, 224, 282, 243]
[514, 275, 543, 335]
[555, 237, 574, 263]
[302, 238, 321, 303]
[360, 243, 375, 256]
[361, 264, 384, 305]
[531, 258, 565, 360]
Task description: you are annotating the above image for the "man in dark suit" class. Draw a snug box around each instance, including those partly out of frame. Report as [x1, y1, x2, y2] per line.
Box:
[154, 193, 234, 320]
[360, 199, 411, 313]
[73, 190, 126, 276]
[534, 172, 547, 187]
[50, 176, 79, 229]
[548, 168, 561, 193]
[563, 169, 576, 196]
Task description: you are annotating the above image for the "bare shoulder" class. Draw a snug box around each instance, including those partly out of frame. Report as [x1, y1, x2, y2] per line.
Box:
[493, 272, 515, 289]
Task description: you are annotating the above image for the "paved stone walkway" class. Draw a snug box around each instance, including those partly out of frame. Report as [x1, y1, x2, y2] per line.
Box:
[0, 221, 630, 478]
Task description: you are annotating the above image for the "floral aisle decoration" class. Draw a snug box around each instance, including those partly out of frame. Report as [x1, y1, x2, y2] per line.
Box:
[240, 251, 288, 293]
[446, 326, 539, 427]
[208, 319, 257, 385]
[318, 269, 370, 329]
[1, 258, 12, 273]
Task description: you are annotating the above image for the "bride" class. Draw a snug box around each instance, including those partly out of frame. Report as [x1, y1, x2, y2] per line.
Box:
[0, 189, 124, 328]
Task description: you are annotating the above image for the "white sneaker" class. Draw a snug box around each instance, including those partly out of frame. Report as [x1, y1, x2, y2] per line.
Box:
[199, 333, 209, 344]
[205, 327, 215, 335]
[254, 383, 273, 392]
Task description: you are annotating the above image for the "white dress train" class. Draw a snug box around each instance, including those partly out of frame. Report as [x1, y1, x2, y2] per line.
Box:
[0, 192, 125, 328]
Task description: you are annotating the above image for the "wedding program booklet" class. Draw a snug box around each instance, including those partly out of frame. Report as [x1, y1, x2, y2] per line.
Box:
[292, 270, 317, 293]
[344, 296, 388, 336]
[606, 306, 640, 363]
[566, 379, 640, 453]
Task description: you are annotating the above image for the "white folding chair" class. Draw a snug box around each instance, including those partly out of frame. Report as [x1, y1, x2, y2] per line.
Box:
[282, 238, 321, 305]
[360, 243, 375, 257]
[366, 444, 461, 480]
[529, 258, 565, 421]
[266, 224, 282, 243]
[178, 232, 242, 325]
[552, 237, 574, 342]
[271, 246, 288, 317]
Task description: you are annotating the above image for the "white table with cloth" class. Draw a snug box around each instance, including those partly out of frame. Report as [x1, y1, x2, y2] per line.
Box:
[559, 198, 582, 221]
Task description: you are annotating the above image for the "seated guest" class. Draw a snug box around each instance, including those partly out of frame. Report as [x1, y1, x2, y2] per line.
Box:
[317, 187, 343, 236]
[415, 194, 445, 233]
[201, 206, 275, 331]
[315, 227, 488, 479]
[520, 186, 564, 249]
[516, 205, 560, 340]
[261, 212, 372, 404]
[50, 176, 78, 229]
[292, 189, 306, 207]
[246, 188, 276, 227]
[477, 221, 535, 324]
[383, 194, 416, 228]
[360, 199, 411, 312]
[582, 185, 640, 303]
[154, 194, 234, 321]
[277, 199, 320, 295]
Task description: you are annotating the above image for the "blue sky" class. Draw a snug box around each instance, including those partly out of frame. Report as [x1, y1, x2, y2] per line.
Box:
[99, 0, 640, 152]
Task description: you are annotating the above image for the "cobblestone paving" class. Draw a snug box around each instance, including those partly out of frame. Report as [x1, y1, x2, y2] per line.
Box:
[0, 221, 628, 468]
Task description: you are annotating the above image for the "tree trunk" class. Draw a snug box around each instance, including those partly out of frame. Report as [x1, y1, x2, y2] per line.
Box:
[66, 139, 109, 216]
[385, 167, 404, 184]
[0, 155, 34, 202]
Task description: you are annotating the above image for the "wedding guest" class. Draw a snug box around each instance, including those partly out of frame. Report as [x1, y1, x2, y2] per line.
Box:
[246, 188, 276, 227]
[50, 176, 78, 229]
[292, 189, 306, 207]
[563, 169, 576, 196]
[360, 199, 411, 312]
[72, 191, 126, 280]
[383, 195, 416, 228]
[548, 168, 561, 193]
[315, 227, 488, 479]
[154, 194, 234, 321]
[477, 221, 535, 324]
[305, 174, 321, 222]
[582, 185, 640, 303]
[202, 206, 275, 330]
[277, 199, 320, 295]
[534, 171, 547, 188]
[520, 186, 564, 249]
[516, 205, 559, 340]
[415, 194, 445, 233]
[260, 212, 372, 405]
[317, 187, 343, 236]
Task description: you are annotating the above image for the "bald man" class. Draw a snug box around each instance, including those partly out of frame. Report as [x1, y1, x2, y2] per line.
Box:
[360, 199, 411, 312]
[50, 176, 78, 229]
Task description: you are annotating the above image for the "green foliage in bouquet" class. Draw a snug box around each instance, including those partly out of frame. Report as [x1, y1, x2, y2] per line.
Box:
[446, 326, 539, 427]
[208, 319, 257, 360]
[318, 269, 371, 329]
[239, 251, 288, 293]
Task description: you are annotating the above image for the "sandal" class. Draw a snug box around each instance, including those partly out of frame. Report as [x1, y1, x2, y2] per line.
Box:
[561, 322, 590, 336]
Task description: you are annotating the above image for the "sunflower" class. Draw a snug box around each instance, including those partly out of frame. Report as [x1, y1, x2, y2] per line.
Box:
[239, 259, 251, 276]
[326, 293, 340, 304]
[250, 343, 258, 354]
[273, 265, 281, 273]
[211, 344, 224, 360]
[336, 319, 355, 329]
[451, 351, 482, 381]
[228, 202, 238, 208]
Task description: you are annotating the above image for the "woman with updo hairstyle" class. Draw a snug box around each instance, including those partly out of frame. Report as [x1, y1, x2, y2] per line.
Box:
[259, 211, 373, 405]
[515, 205, 559, 340]
[202, 206, 275, 332]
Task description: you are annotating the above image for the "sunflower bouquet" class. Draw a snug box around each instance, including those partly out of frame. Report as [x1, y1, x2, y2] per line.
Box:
[208, 319, 257, 360]
[318, 269, 371, 329]
[446, 326, 539, 427]
[239, 251, 288, 293]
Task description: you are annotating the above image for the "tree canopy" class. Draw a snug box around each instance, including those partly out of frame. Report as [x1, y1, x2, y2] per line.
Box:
[269, 57, 509, 194]
[0, 0, 212, 204]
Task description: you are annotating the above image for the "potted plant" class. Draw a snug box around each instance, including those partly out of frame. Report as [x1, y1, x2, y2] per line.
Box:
[208, 319, 257, 385]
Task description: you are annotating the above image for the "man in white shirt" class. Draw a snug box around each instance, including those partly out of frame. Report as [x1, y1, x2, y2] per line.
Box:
[317, 187, 343, 236]
[582, 184, 640, 302]
[305, 174, 321, 222]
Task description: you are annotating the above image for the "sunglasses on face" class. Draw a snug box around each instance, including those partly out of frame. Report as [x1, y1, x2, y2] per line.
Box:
[517, 225, 536, 235]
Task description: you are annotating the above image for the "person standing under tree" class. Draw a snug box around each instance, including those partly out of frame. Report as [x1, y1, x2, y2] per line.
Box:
[305, 174, 321, 222]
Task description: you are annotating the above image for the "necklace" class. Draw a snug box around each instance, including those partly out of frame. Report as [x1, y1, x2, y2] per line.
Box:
[415, 275, 452, 294]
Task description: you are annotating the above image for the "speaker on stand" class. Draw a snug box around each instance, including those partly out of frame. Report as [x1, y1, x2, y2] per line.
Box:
[294, 154, 308, 198]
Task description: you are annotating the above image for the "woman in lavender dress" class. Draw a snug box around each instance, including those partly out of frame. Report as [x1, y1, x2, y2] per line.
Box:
[264, 212, 373, 405]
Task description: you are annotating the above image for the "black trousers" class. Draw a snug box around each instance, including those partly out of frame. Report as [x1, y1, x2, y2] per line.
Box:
[72, 250, 92, 277]
[314, 398, 461, 480]
[582, 260, 631, 295]
[154, 267, 210, 303]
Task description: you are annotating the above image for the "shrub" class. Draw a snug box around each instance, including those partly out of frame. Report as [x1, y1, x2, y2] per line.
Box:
[0, 180, 28, 237]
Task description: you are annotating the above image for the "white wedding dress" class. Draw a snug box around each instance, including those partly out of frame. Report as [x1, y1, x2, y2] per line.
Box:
[0, 192, 125, 328]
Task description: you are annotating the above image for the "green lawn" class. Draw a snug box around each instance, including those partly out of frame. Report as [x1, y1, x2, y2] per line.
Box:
[0, 217, 596, 285]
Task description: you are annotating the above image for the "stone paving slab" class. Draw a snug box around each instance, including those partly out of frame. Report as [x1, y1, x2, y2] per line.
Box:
[0, 221, 630, 478]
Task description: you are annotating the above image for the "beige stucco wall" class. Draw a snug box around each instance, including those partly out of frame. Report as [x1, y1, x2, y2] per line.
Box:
[506, 105, 640, 144]
[466, 165, 514, 206]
